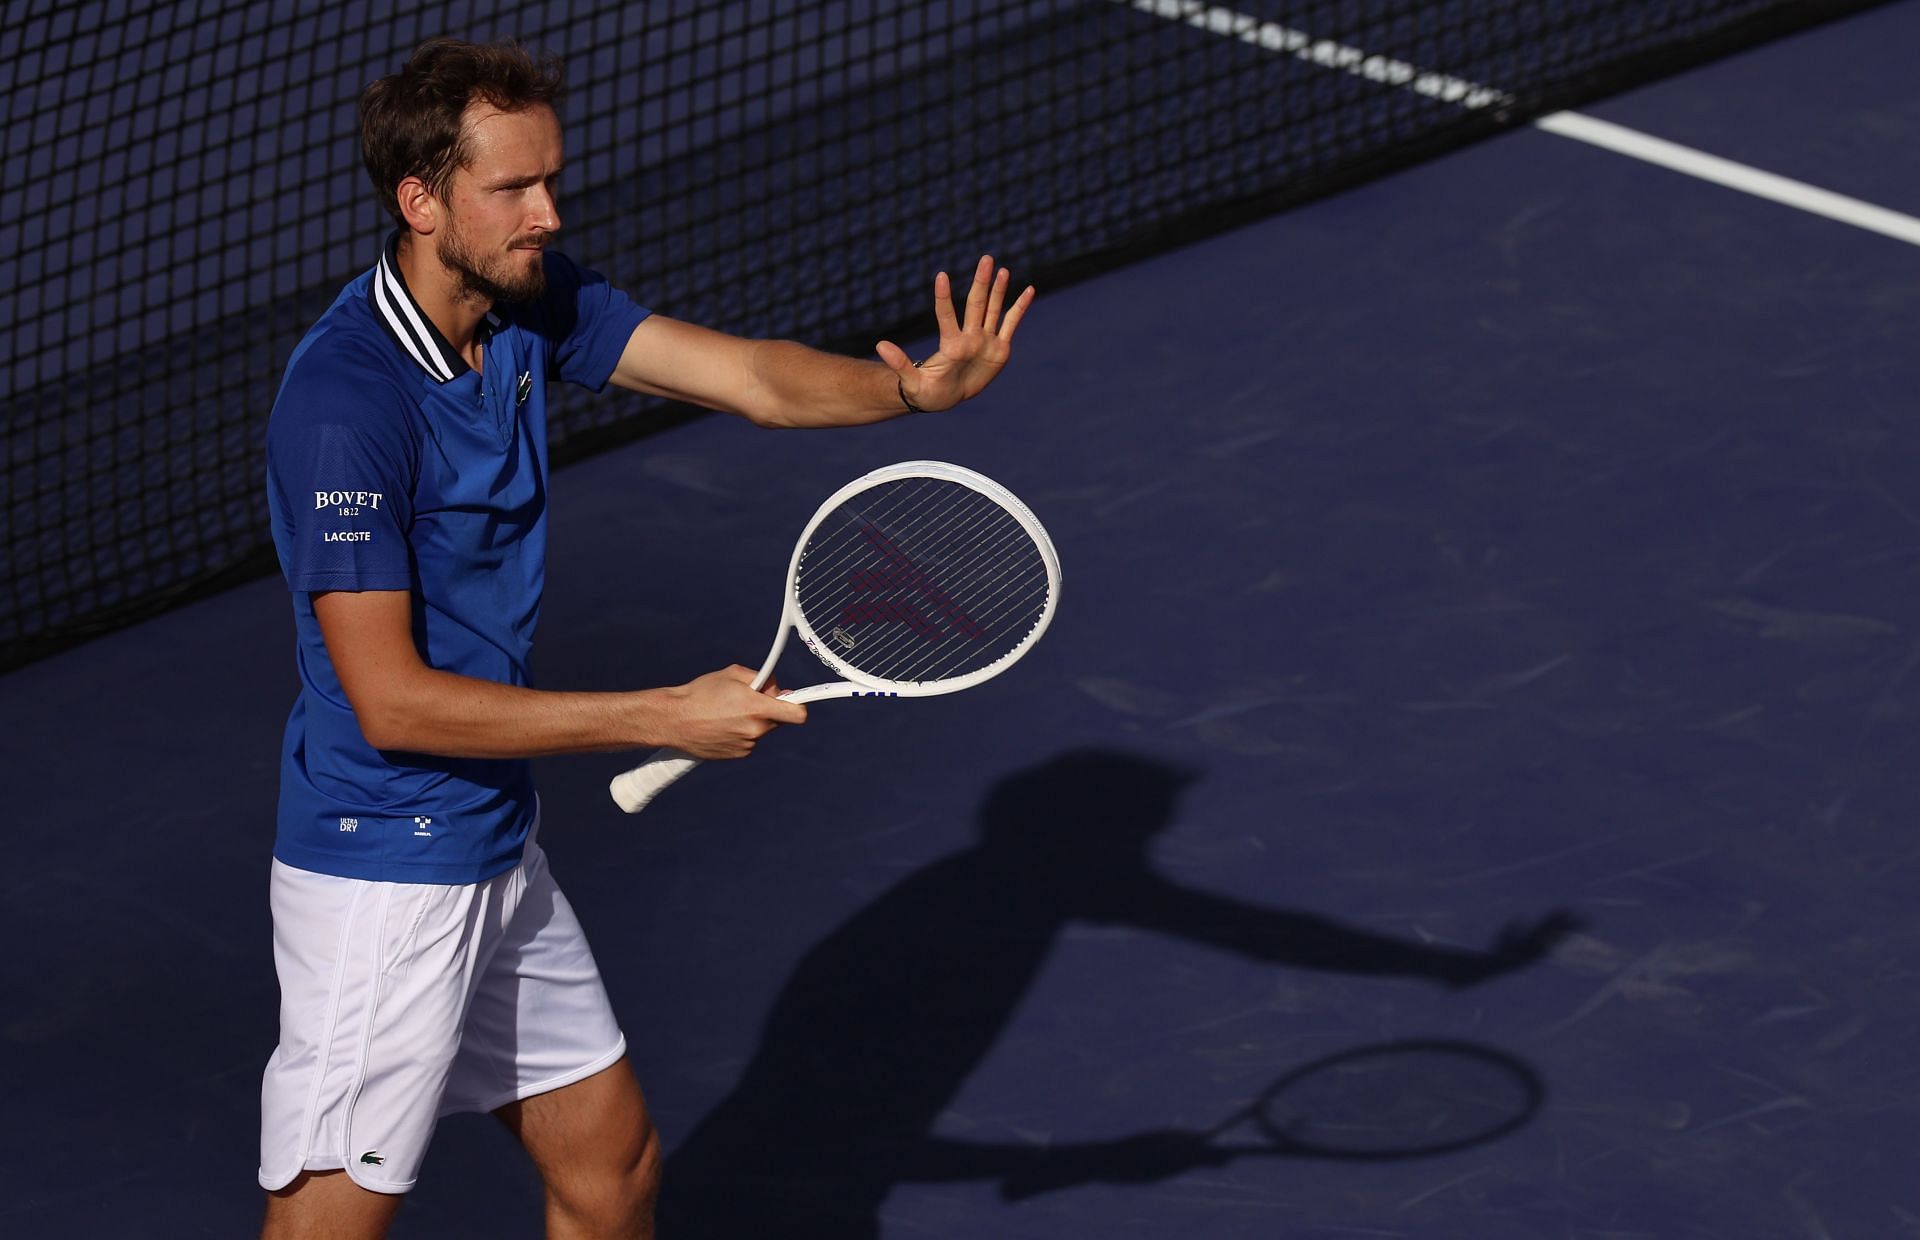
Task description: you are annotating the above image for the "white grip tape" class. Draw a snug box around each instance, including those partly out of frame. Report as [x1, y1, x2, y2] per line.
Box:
[608, 748, 702, 814]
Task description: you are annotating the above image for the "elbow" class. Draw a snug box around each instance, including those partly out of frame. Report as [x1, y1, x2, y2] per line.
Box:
[745, 406, 802, 429]
[354, 706, 410, 752]
[736, 339, 807, 428]
[345, 687, 420, 752]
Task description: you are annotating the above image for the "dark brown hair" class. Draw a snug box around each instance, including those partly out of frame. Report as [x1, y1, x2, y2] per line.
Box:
[359, 37, 565, 227]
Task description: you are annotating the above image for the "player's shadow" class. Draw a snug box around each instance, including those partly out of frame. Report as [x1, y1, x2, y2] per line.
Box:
[658, 748, 1574, 1238]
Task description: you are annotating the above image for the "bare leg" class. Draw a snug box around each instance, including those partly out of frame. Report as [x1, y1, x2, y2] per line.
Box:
[496, 1056, 661, 1240]
[261, 1169, 405, 1239]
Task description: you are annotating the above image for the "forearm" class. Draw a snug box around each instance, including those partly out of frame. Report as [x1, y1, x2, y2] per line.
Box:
[315, 591, 798, 760]
[612, 258, 1030, 425]
[744, 339, 913, 428]
[352, 665, 689, 758]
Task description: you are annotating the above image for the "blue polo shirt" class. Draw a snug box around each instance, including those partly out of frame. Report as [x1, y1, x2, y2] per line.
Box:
[265, 237, 649, 883]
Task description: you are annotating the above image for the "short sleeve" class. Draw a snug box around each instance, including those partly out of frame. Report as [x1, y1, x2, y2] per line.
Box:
[540, 252, 651, 392]
[267, 367, 418, 593]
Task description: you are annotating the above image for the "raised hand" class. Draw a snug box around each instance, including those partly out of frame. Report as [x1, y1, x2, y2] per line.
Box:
[876, 255, 1036, 412]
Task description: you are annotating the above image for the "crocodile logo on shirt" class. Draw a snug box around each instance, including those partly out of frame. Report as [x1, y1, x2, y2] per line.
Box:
[360, 1151, 385, 1166]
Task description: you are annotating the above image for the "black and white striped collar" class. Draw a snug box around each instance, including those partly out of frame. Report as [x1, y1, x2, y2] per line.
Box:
[369, 233, 500, 384]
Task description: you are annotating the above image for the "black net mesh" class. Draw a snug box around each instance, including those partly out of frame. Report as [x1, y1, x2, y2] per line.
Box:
[0, 0, 1884, 670]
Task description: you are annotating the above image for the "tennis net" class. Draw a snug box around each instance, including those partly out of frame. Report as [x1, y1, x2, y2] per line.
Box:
[0, 0, 1884, 669]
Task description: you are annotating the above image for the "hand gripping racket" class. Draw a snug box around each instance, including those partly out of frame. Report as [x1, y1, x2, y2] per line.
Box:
[610, 460, 1061, 813]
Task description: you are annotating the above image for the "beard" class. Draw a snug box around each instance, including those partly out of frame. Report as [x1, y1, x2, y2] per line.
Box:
[437, 223, 548, 305]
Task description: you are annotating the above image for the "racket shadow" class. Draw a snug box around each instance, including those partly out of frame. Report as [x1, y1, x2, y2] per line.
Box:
[658, 748, 1573, 1238]
[995, 1037, 1546, 1201]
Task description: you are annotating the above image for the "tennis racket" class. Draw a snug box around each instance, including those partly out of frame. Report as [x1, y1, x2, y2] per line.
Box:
[609, 460, 1061, 813]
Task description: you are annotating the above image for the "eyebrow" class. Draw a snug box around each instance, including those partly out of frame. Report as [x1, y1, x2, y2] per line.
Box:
[485, 164, 565, 190]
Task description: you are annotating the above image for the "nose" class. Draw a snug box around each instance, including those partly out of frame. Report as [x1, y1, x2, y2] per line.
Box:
[530, 184, 560, 234]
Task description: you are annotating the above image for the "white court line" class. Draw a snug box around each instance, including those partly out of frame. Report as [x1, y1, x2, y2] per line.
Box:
[1123, 0, 1513, 109]
[1121, 0, 1920, 247]
[1531, 112, 1920, 246]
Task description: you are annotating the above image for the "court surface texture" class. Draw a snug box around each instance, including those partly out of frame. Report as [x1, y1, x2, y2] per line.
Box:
[5, 4, 1920, 1236]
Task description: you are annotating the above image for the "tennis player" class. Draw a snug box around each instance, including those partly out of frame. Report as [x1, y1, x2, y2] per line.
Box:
[257, 36, 1032, 1239]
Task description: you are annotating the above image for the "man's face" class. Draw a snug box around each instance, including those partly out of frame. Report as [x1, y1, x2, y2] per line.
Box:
[436, 102, 564, 304]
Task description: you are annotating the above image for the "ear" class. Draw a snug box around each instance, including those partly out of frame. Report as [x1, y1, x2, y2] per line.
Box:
[395, 175, 439, 236]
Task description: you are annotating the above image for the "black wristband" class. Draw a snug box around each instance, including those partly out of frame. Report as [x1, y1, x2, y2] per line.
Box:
[897, 376, 925, 414]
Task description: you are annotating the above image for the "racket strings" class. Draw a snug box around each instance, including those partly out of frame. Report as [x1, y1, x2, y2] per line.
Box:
[834, 501, 1043, 677]
[797, 495, 966, 630]
[795, 479, 959, 586]
[807, 496, 1014, 623]
[856, 491, 1048, 639]
[860, 561, 1045, 682]
[802, 491, 1044, 677]
[794, 478, 1052, 685]
[806, 480, 1014, 592]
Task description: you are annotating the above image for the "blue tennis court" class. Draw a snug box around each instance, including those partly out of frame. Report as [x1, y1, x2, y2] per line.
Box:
[6, 2, 1920, 1235]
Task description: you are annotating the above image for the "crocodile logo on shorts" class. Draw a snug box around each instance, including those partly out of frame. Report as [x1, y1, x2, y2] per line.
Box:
[360, 1151, 385, 1166]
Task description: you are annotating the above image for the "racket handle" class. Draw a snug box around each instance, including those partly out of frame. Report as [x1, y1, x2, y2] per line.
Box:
[609, 748, 704, 814]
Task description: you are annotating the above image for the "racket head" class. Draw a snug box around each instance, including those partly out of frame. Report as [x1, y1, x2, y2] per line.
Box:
[782, 461, 1060, 696]
[1228, 1039, 1543, 1161]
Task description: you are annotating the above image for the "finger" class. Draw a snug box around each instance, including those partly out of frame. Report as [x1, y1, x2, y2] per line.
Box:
[997, 285, 1036, 340]
[983, 267, 1009, 333]
[773, 699, 809, 725]
[874, 338, 912, 373]
[963, 255, 994, 332]
[931, 270, 959, 338]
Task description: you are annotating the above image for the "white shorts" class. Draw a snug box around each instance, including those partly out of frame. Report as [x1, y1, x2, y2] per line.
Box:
[258, 827, 626, 1194]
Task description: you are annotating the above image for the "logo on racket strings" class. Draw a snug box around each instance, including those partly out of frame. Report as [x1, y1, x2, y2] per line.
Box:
[838, 524, 985, 641]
